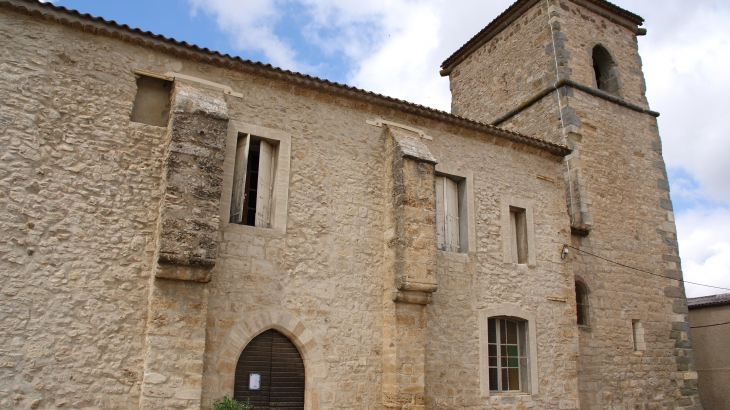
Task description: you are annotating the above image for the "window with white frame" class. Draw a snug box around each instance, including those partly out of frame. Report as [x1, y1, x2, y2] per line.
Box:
[230, 134, 278, 228]
[435, 175, 461, 252]
[488, 317, 529, 392]
[479, 306, 538, 397]
[501, 197, 536, 266]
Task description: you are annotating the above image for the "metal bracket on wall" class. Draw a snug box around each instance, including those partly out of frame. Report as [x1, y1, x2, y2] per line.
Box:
[366, 118, 433, 140]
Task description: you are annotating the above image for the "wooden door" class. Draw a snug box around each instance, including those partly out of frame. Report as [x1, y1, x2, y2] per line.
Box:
[234, 329, 305, 409]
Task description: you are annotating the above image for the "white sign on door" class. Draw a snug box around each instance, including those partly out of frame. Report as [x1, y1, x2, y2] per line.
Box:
[249, 373, 261, 390]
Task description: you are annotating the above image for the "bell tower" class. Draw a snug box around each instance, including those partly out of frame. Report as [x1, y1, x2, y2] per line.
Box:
[441, 1, 701, 409]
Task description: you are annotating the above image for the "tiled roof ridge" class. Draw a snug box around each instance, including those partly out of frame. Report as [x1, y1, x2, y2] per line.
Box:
[1, 0, 571, 157]
[687, 293, 730, 309]
[440, 0, 644, 73]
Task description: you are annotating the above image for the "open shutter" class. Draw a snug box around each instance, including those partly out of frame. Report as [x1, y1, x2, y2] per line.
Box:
[435, 176, 445, 251]
[510, 210, 519, 263]
[444, 177, 460, 252]
[229, 134, 250, 224]
[255, 140, 274, 228]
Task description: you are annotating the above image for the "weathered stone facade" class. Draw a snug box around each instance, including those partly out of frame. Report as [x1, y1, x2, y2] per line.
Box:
[0, 1, 698, 410]
[446, 0, 700, 409]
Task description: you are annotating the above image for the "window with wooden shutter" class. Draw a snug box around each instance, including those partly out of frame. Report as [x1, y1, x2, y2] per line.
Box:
[229, 135, 277, 228]
[436, 176, 461, 253]
[509, 206, 528, 264]
[255, 140, 275, 228]
[229, 134, 250, 224]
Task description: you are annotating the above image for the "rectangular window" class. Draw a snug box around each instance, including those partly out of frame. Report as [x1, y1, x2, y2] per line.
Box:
[631, 320, 645, 351]
[230, 134, 277, 228]
[488, 318, 528, 392]
[436, 176, 461, 253]
[130, 74, 171, 127]
[509, 207, 528, 264]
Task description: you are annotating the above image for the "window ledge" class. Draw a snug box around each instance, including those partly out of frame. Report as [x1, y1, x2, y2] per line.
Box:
[224, 222, 285, 239]
[578, 325, 592, 332]
[487, 392, 531, 397]
[436, 250, 470, 262]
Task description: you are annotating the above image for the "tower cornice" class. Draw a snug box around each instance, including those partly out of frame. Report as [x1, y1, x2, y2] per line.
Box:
[440, 0, 644, 76]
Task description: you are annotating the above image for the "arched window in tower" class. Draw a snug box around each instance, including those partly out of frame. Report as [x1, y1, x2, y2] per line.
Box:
[592, 45, 620, 95]
[234, 329, 305, 409]
[575, 281, 589, 326]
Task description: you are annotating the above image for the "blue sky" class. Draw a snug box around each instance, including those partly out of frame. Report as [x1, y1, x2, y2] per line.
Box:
[49, 0, 730, 297]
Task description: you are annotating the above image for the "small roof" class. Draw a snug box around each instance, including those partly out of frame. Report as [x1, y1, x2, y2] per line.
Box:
[687, 293, 730, 309]
[440, 0, 644, 74]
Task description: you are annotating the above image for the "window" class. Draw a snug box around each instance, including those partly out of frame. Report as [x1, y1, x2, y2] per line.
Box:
[130, 73, 171, 127]
[509, 207, 528, 264]
[434, 166, 475, 254]
[575, 281, 589, 326]
[502, 197, 535, 266]
[479, 306, 539, 397]
[592, 45, 620, 95]
[436, 176, 461, 252]
[631, 320, 645, 351]
[488, 318, 528, 392]
[223, 120, 291, 234]
[230, 134, 277, 228]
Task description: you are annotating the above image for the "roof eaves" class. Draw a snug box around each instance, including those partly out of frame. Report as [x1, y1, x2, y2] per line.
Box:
[2, 0, 570, 157]
[687, 293, 730, 309]
[440, 0, 644, 74]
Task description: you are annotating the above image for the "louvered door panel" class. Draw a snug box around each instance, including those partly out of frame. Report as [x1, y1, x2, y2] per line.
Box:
[234, 331, 273, 407]
[269, 331, 305, 408]
[234, 329, 305, 410]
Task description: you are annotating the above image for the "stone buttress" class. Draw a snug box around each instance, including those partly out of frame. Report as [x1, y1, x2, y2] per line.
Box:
[381, 127, 438, 410]
[139, 80, 229, 410]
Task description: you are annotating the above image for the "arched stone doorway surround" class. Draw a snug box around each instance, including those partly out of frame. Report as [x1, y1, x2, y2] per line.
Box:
[203, 310, 326, 409]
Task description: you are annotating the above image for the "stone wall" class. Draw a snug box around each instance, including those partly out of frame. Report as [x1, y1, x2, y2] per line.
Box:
[422, 127, 578, 408]
[557, 0, 649, 109]
[447, 0, 701, 408]
[688, 302, 730, 410]
[2, 2, 582, 410]
[564, 90, 697, 409]
[0, 10, 166, 409]
[448, 1, 554, 123]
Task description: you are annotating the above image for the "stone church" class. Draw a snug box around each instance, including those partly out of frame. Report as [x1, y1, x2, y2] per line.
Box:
[0, 0, 702, 409]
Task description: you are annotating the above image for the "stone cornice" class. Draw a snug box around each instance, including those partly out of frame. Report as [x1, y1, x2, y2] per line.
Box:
[490, 79, 660, 126]
[1, 0, 571, 158]
[439, 0, 644, 75]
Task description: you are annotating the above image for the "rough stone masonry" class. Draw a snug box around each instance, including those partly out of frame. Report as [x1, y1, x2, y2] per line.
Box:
[0, 0, 699, 409]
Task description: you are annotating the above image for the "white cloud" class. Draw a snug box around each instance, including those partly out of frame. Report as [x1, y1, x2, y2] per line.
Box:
[187, 0, 308, 72]
[676, 207, 730, 297]
[629, 2, 730, 203]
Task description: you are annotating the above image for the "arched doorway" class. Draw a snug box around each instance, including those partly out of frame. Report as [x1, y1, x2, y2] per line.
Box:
[234, 329, 305, 409]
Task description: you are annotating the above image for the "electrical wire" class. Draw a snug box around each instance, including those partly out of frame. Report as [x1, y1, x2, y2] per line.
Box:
[690, 321, 730, 329]
[563, 244, 730, 292]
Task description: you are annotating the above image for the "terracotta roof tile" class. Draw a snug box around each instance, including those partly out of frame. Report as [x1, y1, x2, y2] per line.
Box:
[1, 0, 571, 157]
[687, 293, 730, 309]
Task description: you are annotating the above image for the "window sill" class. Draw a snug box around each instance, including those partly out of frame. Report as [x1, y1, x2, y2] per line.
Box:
[436, 250, 470, 262]
[487, 391, 531, 397]
[224, 222, 285, 238]
[578, 325, 592, 332]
